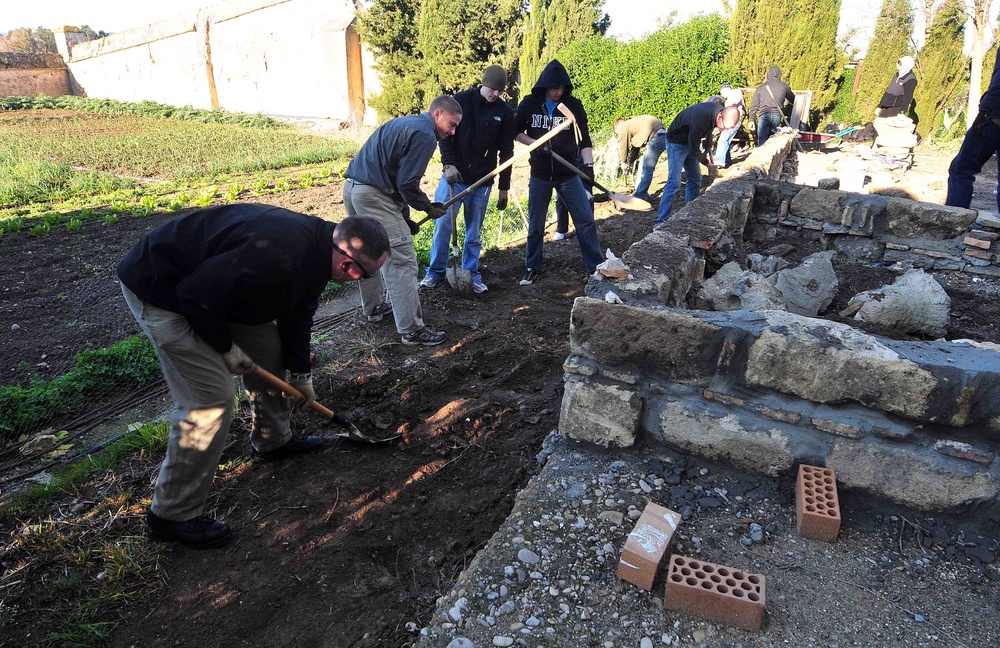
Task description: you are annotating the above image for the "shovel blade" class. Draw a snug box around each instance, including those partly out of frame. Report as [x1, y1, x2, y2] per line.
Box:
[446, 265, 475, 294]
[610, 192, 652, 211]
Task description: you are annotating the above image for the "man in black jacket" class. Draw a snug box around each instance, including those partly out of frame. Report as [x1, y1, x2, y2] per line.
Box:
[656, 102, 740, 226]
[748, 66, 795, 145]
[513, 59, 603, 285]
[420, 65, 515, 294]
[118, 205, 390, 547]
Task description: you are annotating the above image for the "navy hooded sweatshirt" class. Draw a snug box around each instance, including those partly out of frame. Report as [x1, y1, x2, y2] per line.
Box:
[513, 60, 592, 182]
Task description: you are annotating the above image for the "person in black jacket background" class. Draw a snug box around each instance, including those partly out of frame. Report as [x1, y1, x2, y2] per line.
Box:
[876, 56, 918, 118]
[513, 59, 603, 286]
[420, 65, 515, 294]
[118, 205, 389, 547]
[748, 66, 795, 145]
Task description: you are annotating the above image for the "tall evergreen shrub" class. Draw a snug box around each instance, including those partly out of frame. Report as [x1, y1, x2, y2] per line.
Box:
[854, 0, 914, 119]
[912, 0, 966, 139]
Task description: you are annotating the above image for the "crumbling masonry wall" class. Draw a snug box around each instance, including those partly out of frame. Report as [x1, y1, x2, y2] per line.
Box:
[561, 133, 1000, 513]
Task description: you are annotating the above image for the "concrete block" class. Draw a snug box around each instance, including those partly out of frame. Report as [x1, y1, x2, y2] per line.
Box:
[664, 554, 766, 631]
[618, 502, 682, 591]
[559, 380, 642, 448]
[795, 464, 841, 542]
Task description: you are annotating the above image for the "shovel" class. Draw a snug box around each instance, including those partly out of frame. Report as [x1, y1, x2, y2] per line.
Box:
[549, 150, 652, 211]
[251, 366, 401, 444]
[414, 103, 578, 229]
[445, 183, 474, 294]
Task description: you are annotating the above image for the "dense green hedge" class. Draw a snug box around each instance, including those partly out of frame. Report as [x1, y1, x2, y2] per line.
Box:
[0, 336, 161, 442]
[0, 95, 281, 128]
[558, 14, 744, 133]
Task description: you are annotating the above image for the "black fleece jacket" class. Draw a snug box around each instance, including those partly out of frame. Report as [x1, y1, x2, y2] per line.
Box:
[749, 66, 795, 121]
[667, 102, 723, 167]
[514, 60, 592, 182]
[877, 71, 917, 117]
[439, 88, 516, 190]
[117, 204, 335, 374]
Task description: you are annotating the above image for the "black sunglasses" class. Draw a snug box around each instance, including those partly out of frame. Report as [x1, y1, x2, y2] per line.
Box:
[336, 244, 373, 280]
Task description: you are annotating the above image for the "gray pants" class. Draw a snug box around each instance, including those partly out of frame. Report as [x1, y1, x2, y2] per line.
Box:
[343, 179, 425, 334]
[122, 285, 292, 521]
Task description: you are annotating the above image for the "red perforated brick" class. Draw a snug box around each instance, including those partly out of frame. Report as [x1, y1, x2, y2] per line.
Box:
[664, 554, 766, 631]
[795, 464, 841, 542]
[618, 502, 682, 590]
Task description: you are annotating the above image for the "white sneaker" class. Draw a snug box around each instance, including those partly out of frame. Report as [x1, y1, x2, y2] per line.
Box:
[419, 275, 441, 288]
[552, 231, 568, 241]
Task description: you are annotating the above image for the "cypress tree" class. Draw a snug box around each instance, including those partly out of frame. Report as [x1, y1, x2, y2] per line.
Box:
[911, 0, 966, 138]
[517, 0, 609, 94]
[729, 0, 841, 118]
[854, 0, 914, 120]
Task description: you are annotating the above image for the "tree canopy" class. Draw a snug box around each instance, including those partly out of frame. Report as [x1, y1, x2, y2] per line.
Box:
[853, 0, 914, 119]
[912, 0, 966, 138]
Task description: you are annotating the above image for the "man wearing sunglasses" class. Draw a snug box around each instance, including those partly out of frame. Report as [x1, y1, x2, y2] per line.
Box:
[117, 204, 390, 547]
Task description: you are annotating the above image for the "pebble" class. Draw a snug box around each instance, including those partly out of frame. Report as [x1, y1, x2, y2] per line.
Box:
[628, 509, 643, 520]
[639, 479, 652, 493]
[641, 638, 654, 648]
[492, 637, 514, 647]
[11, 323, 19, 331]
[526, 616, 541, 627]
[447, 639, 474, 648]
[693, 629, 707, 642]
[750, 523, 764, 542]
[518, 548, 540, 564]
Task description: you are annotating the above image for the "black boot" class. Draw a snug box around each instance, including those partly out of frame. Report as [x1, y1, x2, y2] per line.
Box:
[146, 510, 232, 548]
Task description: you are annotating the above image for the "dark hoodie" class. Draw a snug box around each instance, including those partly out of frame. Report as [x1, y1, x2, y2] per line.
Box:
[748, 66, 795, 122]
[513, 60, 592, 182]
[877, 72, 917, 118]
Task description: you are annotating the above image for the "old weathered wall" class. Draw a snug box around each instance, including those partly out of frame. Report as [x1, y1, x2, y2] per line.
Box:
[564, 133, 1000, 514]
[0, 53, 69, 98]
[60, 0, 378, 123]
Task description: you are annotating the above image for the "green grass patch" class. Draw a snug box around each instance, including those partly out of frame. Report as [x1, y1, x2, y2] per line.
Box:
[0, 335, 162, 444]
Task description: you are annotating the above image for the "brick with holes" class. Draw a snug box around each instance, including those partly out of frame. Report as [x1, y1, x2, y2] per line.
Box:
[617, 502, 682, 590]
[795, 464, 841, 542]
[664, 554, 766, 631]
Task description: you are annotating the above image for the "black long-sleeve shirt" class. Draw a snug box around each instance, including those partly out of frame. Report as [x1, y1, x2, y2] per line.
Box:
[117, 204, 335, 374]
[666, 102, 722, 167]
[439, 88, 516, 190]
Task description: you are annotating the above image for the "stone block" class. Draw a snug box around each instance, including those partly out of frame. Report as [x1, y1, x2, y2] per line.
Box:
[883, 198, 977, 240]
[559, 379, 643, 448]
[933, 439, 994, 465]
[964, 236, 992, 250]
[618, 231, 698, 306]
[618, 502, 682, 591]
[569, 298, 723, 382]
[745, 311, 937, 420]
[795, 464, 841, 542]
[664, 555, 765, 631]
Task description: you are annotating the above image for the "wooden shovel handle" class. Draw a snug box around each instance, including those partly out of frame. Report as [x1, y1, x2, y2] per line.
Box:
[250, 365, 335, 419]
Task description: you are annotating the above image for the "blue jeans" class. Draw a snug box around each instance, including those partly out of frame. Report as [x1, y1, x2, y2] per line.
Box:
[715, 126, 737, 167]
[527, 175, 603, 272]
[635, 130, 666, 196]
[426, 175, 491, 282]
[656, 142, 702, 225]
[757, 112, 781, 145]
[946, 119, 1000, 211]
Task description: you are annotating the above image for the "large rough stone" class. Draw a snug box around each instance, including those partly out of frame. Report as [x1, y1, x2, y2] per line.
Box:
[789, 187, 849, 224]
[654, 400, 794, 476]
[697, 262, 786, 311]
[882, 198, 977, 240]
[828, 440, 1000, 510]
[745, 310, 937, 420]
[774, 251, 839, 316]
[569, 298, 724, 382]
[849, 268, 950, 337]
[616, 231, 697, 305]
[560, 379, 642, 448]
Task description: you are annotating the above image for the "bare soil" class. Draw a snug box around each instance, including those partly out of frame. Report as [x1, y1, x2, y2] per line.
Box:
[1, 143, 998, 648]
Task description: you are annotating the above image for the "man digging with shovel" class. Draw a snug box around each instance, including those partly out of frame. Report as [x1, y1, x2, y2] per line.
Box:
[117, 205, 390, 547]
[420, 65, 516, 294]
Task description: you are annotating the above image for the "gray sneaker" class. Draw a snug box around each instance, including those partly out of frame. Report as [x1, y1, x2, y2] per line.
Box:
[366, 300, 392, 322]
[472, 279, 488, 294]
[401, 327, 446, 346]
[419, 275, 442, 289]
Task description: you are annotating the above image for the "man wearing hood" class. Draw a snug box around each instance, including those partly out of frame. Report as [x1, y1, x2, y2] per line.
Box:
[876, 56, 917, 118]
[420, 65, 516, 294]
[513, 59, 603, 286]
[748, 66, 795, 145]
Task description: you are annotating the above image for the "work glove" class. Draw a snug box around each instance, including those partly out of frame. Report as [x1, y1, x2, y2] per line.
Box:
[620, 162, 631, 174]
[426, 203, 447, 219]
[874, 107, 882, 117]
[496, 190, 508, 211]
[222, 344, 255, 375]
[443, 164, 463, 185]
[288, 373, 316, 411]
[582, 163, 595, 188]
[404, 216, 421, 235]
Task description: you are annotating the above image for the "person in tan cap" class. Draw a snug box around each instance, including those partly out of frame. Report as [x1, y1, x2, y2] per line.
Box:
[420, 65, 516, 294]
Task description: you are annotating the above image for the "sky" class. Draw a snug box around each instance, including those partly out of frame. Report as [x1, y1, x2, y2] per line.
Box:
[0, 0, 896, 56]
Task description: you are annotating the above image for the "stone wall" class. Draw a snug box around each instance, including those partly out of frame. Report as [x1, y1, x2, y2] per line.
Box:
[0, 53, 69, 98]
[56, 0, 380, 124]
[564, 133, 1000, 514]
